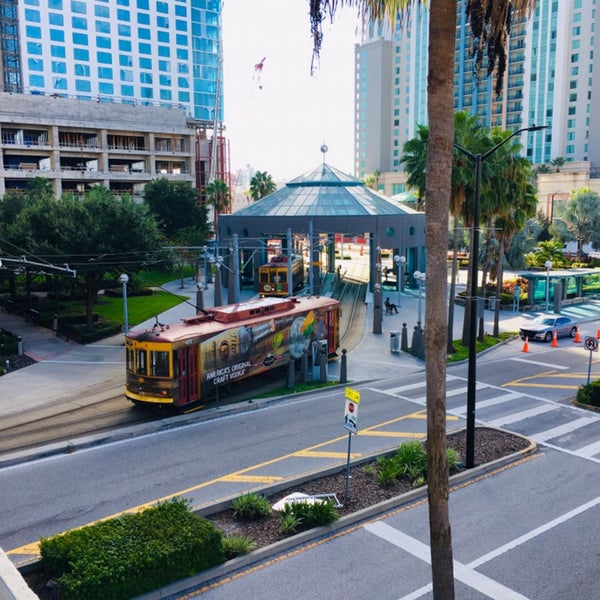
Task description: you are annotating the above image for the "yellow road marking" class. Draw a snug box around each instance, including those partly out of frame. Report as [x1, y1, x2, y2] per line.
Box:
[361, 431, 426, 438]
[294, 450, 359, 458]
[219, 475, 283, 483]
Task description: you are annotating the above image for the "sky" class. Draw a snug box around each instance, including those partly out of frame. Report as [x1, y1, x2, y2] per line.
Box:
[221, 1, 361, 183]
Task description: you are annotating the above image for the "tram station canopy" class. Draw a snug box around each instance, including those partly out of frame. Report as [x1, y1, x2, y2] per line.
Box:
[219, 163, 424, 254]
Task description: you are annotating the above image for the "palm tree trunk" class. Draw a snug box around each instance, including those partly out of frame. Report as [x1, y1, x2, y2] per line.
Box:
[424, 0, 456, 596]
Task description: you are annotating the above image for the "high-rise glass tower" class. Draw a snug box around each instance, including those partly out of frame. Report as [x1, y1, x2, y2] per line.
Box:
[0, 0, 223, 123]
[355, 0, 599, 179]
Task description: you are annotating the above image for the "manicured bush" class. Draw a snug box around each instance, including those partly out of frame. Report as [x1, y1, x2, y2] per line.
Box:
[576, 379, 600, 408]
[40, 498, 225, 600]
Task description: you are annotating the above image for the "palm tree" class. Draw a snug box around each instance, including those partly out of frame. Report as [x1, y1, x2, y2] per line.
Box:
[249, 171, 277, 201]
[205, 178, 231, 244]
[309, 2, 538, 597]
[400, 123, 428, 211]
[556, 187, 600, 258]
[551, 156, 566, 172]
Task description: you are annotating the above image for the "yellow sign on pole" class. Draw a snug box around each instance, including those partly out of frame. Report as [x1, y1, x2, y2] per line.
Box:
[345, 387, 360, 403]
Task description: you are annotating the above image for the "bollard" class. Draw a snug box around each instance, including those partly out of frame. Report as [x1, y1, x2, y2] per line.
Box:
[319, 347, 327, 382]
[17, 335, 23, 356]
[286, 358, 295, 389]
[339, 349, 347, 383]
[401, 322, 408, 352]
[300, 348, 309, 383]
[53, 313, 58, 335]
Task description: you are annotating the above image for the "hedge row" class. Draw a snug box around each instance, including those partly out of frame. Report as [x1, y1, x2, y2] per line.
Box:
[40, 498, 225, 600]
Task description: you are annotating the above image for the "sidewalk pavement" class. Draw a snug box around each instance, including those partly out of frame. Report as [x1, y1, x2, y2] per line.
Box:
[2, 277, 600, 417]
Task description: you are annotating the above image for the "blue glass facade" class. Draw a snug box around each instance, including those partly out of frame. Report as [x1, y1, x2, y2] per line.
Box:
[9, 0, 222, 121]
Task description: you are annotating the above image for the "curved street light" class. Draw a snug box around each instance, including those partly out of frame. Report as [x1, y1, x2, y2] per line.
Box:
[455, 124, 547, 469]
[119, 273, 129, 334]
[413, 270, 426, 324]
[394, 254, 406, 308]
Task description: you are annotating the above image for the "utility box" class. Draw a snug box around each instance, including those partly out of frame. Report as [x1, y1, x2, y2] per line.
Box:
[390, 331, 400, 353]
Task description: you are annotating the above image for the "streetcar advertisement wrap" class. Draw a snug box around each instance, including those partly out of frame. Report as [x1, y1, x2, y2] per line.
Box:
[199, 310, 324, 392]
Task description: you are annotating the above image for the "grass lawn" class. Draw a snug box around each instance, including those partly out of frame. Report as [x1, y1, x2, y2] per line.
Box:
[447, 332, 515, 362]
[94, 291, 189, 326]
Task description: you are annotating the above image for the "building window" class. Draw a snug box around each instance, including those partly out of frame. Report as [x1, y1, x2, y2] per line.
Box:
[138, 12, 150, 25]
[119, 39, 132, 52]
[97, 52, 112, 64]
[140, 72, 152, 84]
[160, 89, 172, 101]
[139, 57, 151, 69]
[117, 9, 130, 21]
[141, 87, 153, 99]
[99, 82, 114, 95]
[75, 79, 91, 92]
[49, 0, 63, 7]
[53, 77, 67, 89]
[75, 64, 90, 76]
[52, 61, 66, 73]
[159, 60, 170, 71]
[29, 74, 45, 87]
[98, 66, 113, 79]
[119, 55, 132, 66]
[28, 58, 44, 71]
[25, 9, 41, 22]
[138, 28, 151, 40]
[157, 31, 169, 43]
[73, 48, 89, 60]
[120, 69, 133, 82]
[97, 36, 111, 49]
[49, 12, 64, 25]
[121, 84, 134, 96]
[139, 43, 151, 54]
[95, 5, 109, 17]
[71, 0, 87, 14]
[27, 42, 43, 54]
[72, 17, 87, 30]
[157, 16, 169, 28]
[27, 26, 42, 39]
[72, 32, 88, 45]
[119, 24, 131, 37]
[158, 46, 170, 57]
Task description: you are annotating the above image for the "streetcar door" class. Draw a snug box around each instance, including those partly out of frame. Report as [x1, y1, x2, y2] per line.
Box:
[178, 345, 199, 404]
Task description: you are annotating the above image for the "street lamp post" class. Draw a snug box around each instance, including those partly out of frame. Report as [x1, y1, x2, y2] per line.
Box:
[394, 254, 406, 308]
[455, 124, 546, 469]
[373, 247, 383, 334]
[545, 260, 553, 311]
[210, 255, 223, 306]
[202, 246, 210, 289]
[119, 273, 129, 334]
[414, 270, 425, 323]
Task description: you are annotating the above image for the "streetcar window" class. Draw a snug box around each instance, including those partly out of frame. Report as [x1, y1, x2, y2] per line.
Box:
[260, 271, 268, 283]
[126, 348, 134, 372]
[150, 350, 170, 377]
[135, 349, 147, 374]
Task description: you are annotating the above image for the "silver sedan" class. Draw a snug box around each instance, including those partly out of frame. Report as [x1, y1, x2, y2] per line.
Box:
[519, 315, 578, 343]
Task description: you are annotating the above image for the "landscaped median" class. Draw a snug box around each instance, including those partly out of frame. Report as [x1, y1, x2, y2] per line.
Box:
[20, 428, 535, 600]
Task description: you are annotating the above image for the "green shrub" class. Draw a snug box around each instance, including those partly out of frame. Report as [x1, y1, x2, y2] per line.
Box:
[576, 379, 600, 408]
[278, 511, 302, 536]
[375, 456, 401, 487]
[222, 535, 256, 559]
[232, 493, 272, 520]
[446, 448, 460, 471]
[277, 500, 339, 536]
[40, 498, 225, 600]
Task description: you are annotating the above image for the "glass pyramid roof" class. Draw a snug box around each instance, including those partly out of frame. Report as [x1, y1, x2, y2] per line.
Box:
[234, 164, 417, 218]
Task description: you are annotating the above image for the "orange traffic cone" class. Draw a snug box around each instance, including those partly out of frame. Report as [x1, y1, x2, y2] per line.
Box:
[596, 324, 600, 339]
[551, 330, 559, 347]
[574, 327, 582, 343]
[522, 337, 529, 353]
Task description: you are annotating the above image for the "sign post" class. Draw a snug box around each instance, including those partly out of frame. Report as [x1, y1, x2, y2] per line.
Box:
[584, 336, 599, 384]
[343, 387, 360, 503]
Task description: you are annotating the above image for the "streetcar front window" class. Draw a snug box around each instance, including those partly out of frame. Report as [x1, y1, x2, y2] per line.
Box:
[126, 348, 134, 372]
[135, 349, 147, 374]
[150, 350, 170, 377]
